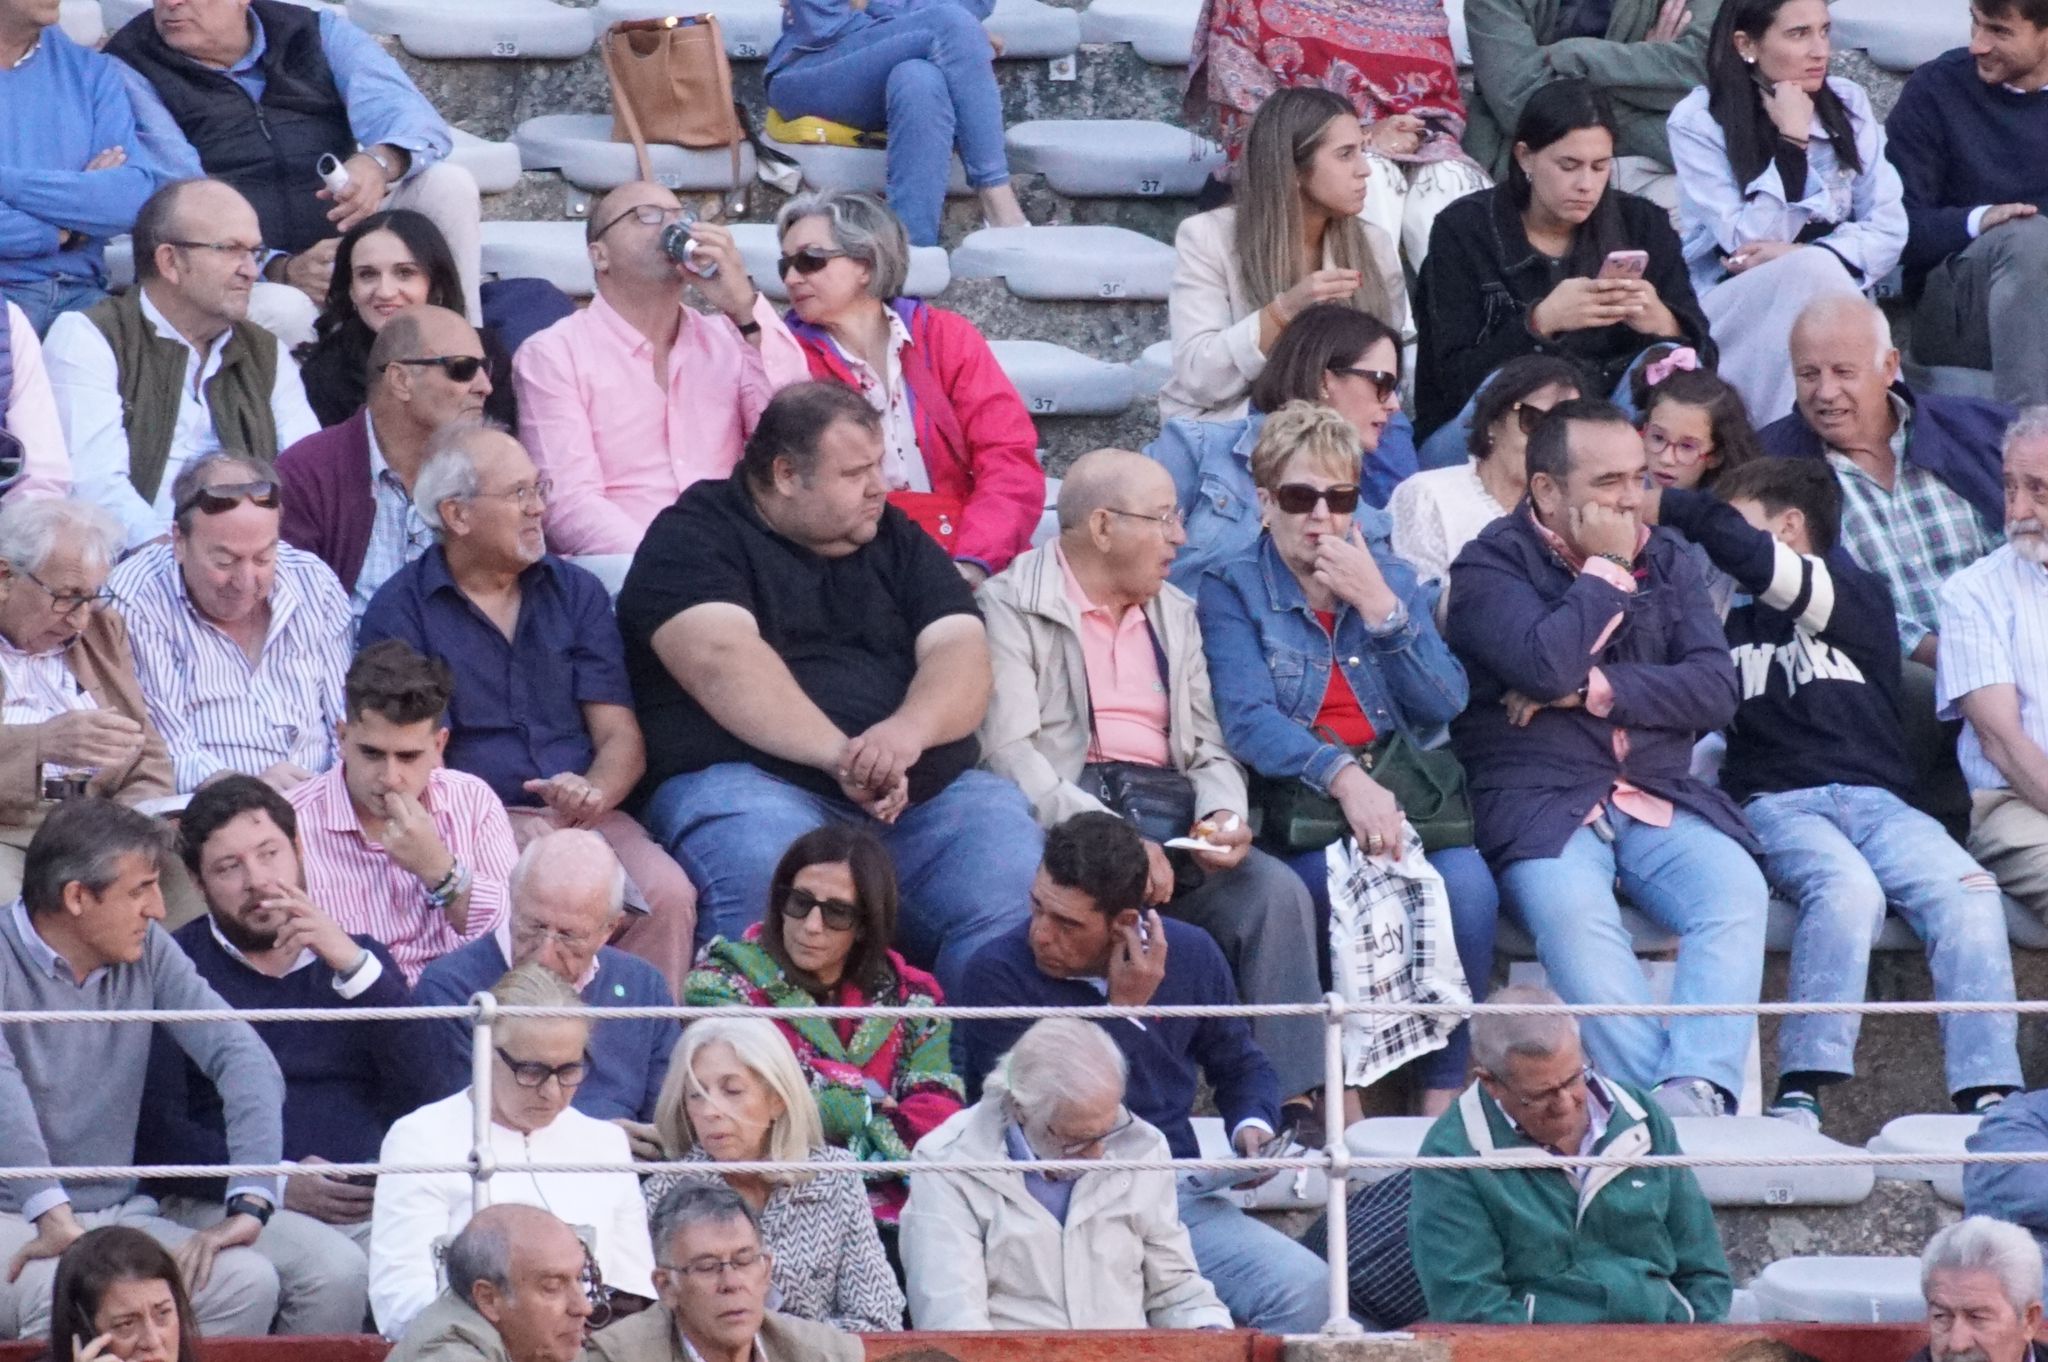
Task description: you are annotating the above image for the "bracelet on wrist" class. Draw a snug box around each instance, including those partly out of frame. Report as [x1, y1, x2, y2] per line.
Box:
[424, 860, 467, 908]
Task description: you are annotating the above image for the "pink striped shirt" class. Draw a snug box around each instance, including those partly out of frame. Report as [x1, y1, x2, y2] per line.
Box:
[285, 765, 517, 984]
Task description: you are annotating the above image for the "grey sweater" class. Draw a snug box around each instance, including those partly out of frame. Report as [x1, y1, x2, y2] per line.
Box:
[0, 904, 283, 1216]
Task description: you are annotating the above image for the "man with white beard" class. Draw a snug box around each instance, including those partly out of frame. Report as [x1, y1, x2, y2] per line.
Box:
[1939, 407, 2048, 920]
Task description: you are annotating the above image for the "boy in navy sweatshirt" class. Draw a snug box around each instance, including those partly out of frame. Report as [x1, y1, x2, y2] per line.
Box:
[1655, 461, 2022, 1128]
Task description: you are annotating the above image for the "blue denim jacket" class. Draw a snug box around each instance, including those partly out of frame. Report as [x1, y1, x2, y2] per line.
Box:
[1146, 408, 1420, 594]
[1196, 532, 1468, 797]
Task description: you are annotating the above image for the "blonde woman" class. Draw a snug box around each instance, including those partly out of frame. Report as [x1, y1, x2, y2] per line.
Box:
[1160, 87, 1412, 422]
[643, 1017, 905, 1332]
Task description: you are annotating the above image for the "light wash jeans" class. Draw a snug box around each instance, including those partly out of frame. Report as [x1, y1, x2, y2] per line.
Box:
[1177, 1182, 1328, 1333]
[643, 763, 1041, 996]
[766, 3, 1010, 246]
[3, 274, 105, 337]
[1746, 784, 2021, 1096]
[1497, 807, 1768, 1098]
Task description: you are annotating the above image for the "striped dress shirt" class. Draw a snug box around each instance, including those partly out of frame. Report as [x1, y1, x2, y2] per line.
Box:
[1936, 543, 2048, 792]
[109, 542, 353, 792]
[285, 765, 516, 984]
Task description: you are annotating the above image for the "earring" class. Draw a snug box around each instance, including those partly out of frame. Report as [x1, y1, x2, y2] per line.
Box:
[1742, 53, 1755, 63]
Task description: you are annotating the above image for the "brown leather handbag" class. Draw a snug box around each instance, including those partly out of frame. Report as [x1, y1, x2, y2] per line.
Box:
[598, 14, 746, 187]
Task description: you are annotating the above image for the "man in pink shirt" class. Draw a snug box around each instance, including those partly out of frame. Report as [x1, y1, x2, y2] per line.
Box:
[513, 181, 809, 556]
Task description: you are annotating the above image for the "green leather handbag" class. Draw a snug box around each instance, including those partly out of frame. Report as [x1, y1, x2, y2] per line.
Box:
[1249, 730, 1475, 854]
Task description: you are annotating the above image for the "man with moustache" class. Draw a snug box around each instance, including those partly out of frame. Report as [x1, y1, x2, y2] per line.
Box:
[1939, 406, 2048, 922]
[139, 773, 429, 1333]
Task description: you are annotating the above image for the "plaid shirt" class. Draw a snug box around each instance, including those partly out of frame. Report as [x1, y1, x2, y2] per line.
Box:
[1827, 400, 2001, 653]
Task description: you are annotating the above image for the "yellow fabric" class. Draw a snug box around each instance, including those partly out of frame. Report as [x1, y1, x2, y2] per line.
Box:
[765, 108, 885, 147]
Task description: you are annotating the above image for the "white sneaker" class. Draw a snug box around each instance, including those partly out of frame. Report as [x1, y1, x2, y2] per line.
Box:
[1765, 1093, 1823, 1132]
[1653, 1077, 1728, 1119]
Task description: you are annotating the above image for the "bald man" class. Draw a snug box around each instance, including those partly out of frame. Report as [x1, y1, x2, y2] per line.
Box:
[43, 178, 321, 550]
[413, 829, 681, 1126]
[276, 304, 494, 616]
[513, 180, 810, 556]
[387, 1204, 592, 1362]
[978, 449, 1326, 1110]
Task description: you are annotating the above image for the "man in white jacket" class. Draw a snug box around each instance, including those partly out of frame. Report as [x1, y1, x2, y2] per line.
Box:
[899, 1016, 1230, 1330]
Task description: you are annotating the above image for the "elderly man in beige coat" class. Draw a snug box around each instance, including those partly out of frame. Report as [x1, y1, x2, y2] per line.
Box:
[386, 1205, 591, 1362]
[900, 1016, 1230, 1330]
[978, 448, 1324, 1114]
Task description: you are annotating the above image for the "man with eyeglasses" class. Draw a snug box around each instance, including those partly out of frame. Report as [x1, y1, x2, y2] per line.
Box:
[362, 425, 695, 993]
[278, 303, 494, 621]
[388, 1204, 593, 1362]
[107, 451, 352, 795]
[590, 1182, 861, 1362]
[977, 448, 1327, 1128]
[513, 179, 810, 557]
[43, 179, 320, 551]
[1409, 984, 1733, 1324]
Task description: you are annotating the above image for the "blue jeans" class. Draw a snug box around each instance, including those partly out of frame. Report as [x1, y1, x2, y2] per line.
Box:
[1178, 1183, 1328, 1333]
[1286, 844, 1497, 1092]
[1747, 784, 2021, 1095]
[766, 5, 1010, 247]
[642, 763, 1042, 997]
[3, 275, 105, 337]
[1497, 808, 1768, 1098]
[1416, 347, 1665, 468]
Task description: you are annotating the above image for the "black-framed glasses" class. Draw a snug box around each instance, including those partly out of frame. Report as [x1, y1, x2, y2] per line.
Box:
[1271, 483, 1361, 516]
[780, 886, 860, 931]
[470, 478, 553, 511]
[1513, 401, 1559, 436]
[778, 246, 848, 277]
[1105, 506, 1185, 535]
[1043, 1105, 1136, 1157]
[167, 239, 266, 267]
[592, 202, 686, 241]
[379, 354, 489, 383]
[494, 1047, 591, 1090]
[18, 567, 113, 617]
[1328, 366, 1400, 403]
[661, 1248, 769, 1282]
[174, 479, 281, 519]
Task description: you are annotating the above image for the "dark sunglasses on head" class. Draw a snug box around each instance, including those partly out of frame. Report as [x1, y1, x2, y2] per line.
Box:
[381, 354, 489, 383]
[779, 885, 861, 930]
[1272, 483, 1361, 516]
[1327, 365, 1400, 403]
[1513, 401, 1556, 436]
[778, 247, 848, 277]
[175, 479, 281, 518]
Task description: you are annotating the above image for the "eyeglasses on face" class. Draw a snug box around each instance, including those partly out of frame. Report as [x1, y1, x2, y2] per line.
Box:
[379, 354, 490, 383]
[780, 885, 860, 931]
[1327, 366, 1400, 403]
[1642, 425, 1713, 465]
[469, 478, 553, 512]
[593, 202, 687, 240]
[1271, 482, 1361, 516]
[1042, 1105, 1137, 1157]
[168, 239, 266, 267]
[661, 1248, 769, 1283]
[18, 566, 113, 617]
[778, 246, 849, 278]
[174, 479, 281, 519]
[510, 919, 600, 954]
[1489, 1064, 1593, 1110]
[1104, 506, 1185, 535]
[494, 1047, 591, 1089]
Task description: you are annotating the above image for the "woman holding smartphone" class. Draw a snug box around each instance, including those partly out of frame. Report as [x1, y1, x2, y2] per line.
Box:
[1667, 0, 1905, 425]
[1414, 79, 1712, 448]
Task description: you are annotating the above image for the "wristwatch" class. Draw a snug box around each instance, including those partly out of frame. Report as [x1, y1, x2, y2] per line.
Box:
[734, 317, 762, 337]
[225, 1193, 273, 1227]
[363, 146, 407, 180]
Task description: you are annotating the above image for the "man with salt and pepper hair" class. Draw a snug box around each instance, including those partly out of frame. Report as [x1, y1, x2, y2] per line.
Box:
[1908, 1216, 2047, 1362]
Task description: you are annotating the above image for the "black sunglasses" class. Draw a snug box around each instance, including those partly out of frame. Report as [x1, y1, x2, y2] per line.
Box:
[381, 354, 489, 383]
[778, 247, 848, 277]
[779, 886, 861, 931]
[175, 479, 281, 518]
[1328, 366, 1400, 403]
[1272, 483, 1361, 516]
[1513, 401, 1558, 436]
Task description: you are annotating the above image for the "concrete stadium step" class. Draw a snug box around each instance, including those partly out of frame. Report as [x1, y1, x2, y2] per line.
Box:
[1077, 0, 1198, 66]
[1829, 0, 1967, 72]
[513, 113, 756, 193]
[1671, 1117, 1874, 1208]
[1747, 1255, 1924, 1323]
[345, 0, 595, 58]
[1343, 1116, 1436, 1187]
[1031, 475, 1063, 548]
[989, 339, 1137, 417]
[1191, 1116, 1326, 1211]
[58, 0, 102, 44]
[767, 139, 971, 198]
[1005, 119, 1223, 198]
[592, 0, 782, 60]
[986, 0, 1082, 59]
[1867, 1113, 1977, 1207]
[727, 223, 950, 299]
[567, 554, 632, 597]
[1131, 338, 1172, 394]
[450, 129, 524, 195]
[1444, 0, 1471, 65]
[481, 220, 597, 295]
[951, 224, 1175, 300]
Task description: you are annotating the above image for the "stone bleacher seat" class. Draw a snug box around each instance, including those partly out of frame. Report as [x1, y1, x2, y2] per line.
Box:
[768, 137, 971, 198]
[989, 339, 1137, 417]
[1494, 906, 1677, 959]
[1443, 0, 1471, 66]
[449, 129, 524, 196]
[58, 0, 103, 45]
[1132, 338, 1172, 395]
[1031, 475, 1063, 549]
[1191, 1115, 1327, 1211]
[513, 113, 758, 193]
[1827, 0, 1968, 72]
[1343, 1115, 1437, 1186]
[1764, 898, 1919, 954]
[592, 0, 782, 60]
[1005, 120, 1224, 199]
[1748, 1256, 1926, 1324]
[344, 0, 596, 58]
[985, 0, 1082, 58]
[726, 223, 950, 300]
[481, 220, 597, 295]
[568, 554, 633, 598]
[952, 224, 1176, 301]
[1867, 1112, 1978, 1207]
[1076, 0, 1198, 66]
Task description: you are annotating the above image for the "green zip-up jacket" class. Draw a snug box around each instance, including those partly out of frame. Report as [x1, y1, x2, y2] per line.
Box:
[1408, 1077, 1732, 1324]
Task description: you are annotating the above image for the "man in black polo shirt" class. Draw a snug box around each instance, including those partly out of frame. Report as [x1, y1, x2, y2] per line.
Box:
[617, 381, 1043, 995]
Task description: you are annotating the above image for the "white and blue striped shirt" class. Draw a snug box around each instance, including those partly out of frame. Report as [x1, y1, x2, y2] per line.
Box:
[1936, 543, 2048, 792]
[108, 541, 353, 792]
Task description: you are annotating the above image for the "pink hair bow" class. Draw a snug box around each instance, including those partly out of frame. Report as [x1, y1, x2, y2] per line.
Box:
[1643, 347, 1700, 388]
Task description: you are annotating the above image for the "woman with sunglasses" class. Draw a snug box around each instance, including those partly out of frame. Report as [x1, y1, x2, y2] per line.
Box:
[1197, 401, 1495, 1118]
[369, 964, 656, 1340]
[1388, 355, 1586, 596]
[292, 210, 522, 429]
[47, 1227, 201, 1362]
[774, 191, 1043, 582]
[1150, 303, 1412, 591]
[681, 825, 964, 1227]
[642, 1016, 905, 1332]
[1414, 78, 1713, 451]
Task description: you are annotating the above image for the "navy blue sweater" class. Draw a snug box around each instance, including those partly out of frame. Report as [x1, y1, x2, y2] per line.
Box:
[411, 935, 679, 1123]
[951, 921, 1280, 1159]
[1885, 48, 2048, 277]
[138, 921, 428, 1201]
[1659, 490, 1913, 804]
[1759, 383, 2011, 532]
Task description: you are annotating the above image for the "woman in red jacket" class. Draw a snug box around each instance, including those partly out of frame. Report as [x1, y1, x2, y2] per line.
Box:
[775, 191, 1046, 582]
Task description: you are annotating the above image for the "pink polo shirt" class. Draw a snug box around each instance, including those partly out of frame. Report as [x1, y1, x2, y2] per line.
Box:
[1057, 545, 1171, 767]
[512, 292, 811, 555]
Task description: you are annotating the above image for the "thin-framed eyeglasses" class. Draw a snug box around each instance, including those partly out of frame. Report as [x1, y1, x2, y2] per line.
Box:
[1489, 1065, 1593, 1110]
[167, 239, 266, 267]
[1104, 507, 1184, 535]
[780, 886, 861, 931]
[592, 202, 687, 241]
[468, 478, 553, 512]
[1642, 425, 1713, 466]
[1042, 1105, 1137, 1157]
[494, 1047, 591, 1090]
[1327, 365, 1400, 403]
[661, 1248, 770, 1282]
[18, 567, 113, 617]
[509, 920, 601, 954]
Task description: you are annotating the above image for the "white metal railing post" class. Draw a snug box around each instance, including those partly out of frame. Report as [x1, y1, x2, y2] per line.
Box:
[469, 990, 498, 1215]
[1320, 991, 1362, 1337]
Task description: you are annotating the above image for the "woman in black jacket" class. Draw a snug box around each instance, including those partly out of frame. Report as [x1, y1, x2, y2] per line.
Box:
[1414, 79, 1713, 444]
